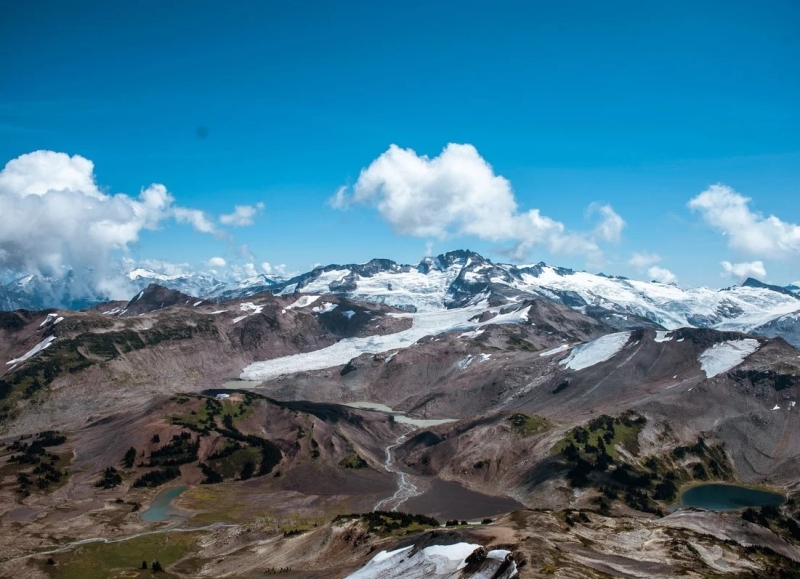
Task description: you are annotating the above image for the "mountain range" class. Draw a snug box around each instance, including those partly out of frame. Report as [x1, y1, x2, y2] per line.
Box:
[3, 249, 800, 346]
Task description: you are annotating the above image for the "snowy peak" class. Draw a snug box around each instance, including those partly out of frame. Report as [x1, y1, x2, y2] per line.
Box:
[740, 277, 798, 298]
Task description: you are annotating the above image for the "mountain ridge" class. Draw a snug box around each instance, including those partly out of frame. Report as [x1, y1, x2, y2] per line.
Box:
[3, 250, 800, 346]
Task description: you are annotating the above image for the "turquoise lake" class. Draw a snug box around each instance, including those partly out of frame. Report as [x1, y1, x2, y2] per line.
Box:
[679, 483, 785, 511]
[140, 486, 188, 523]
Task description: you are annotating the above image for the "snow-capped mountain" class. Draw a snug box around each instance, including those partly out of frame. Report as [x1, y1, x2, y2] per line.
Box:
[268, 250, 800, 343]
[3, 249, 800, 345]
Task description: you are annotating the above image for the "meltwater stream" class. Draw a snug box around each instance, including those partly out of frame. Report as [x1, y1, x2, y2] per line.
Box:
[374, 434, 422, 512]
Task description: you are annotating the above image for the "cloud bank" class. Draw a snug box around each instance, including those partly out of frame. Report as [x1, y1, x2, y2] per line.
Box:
[688, 184, 800, 260]
[331, 143, 624, 261]
[0, 150, 220, 299]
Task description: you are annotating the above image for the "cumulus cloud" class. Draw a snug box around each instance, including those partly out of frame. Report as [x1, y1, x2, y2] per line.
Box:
[0, 150, 219, 300]
[628, 251, 662, 269]
[208, 257, 227, 267]
[721, 260, 766, 281]
[688, 184, 800, 259]
[220, 202, 264, 226]
[331, 143, 624, 261]
[648, 266, 677, 284]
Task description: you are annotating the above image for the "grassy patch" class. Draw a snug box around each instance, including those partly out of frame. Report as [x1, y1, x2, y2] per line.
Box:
[508, 413, 553, 437]
[339, 453, 369, 470]
[505, 334, 538, 351]
[209, 446, 261, 479]
[334, 511, 440, 537]
[41, 531, 199, 579]
[553, 411, 645, 460]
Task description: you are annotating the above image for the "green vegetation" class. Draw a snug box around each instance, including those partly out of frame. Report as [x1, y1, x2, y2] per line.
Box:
[506, 334, 538, 351]
[168, 393, 282, 483]
[508, 412, 553, 437]
[199, 462, 223, 484]
[339, 453, 369, 469]
[8, 431, 69, 495]
[122, 447, 137, 469]
[334, 511, 440, 536]
[95, 466, 122, 489]
[132, 467, 180, 488]
[555, 411, 646, 460]
[556, 412, 735, 516]
[40, 530, 198, 579]
[147, 432, 199, 467]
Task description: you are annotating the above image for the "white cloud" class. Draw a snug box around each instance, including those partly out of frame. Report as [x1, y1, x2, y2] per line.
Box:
[721, 260, 766, 281]
[628, 251, 662, 269]
[230, 262, 259, 279]
[331, 143, 624, 261]
[0, 150, 219, 300]
[648, 266, 677, 284]
[208, 257, 227, 267]
[174, 207, 218, 235]
[261, 262, 289, 277]
[688, 184, 800, 259]
[220, 202, 264, 226]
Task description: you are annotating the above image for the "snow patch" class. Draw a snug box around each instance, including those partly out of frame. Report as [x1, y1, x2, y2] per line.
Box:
[54, 316, 64, 324]
[480, 353, 491, 363]
[312, 302, 337, 314]
[39, 313, 58, 327]
[239, 302, 264, 314]
[460, 328, 485, 339]
[284, 295, 320, 311]
[654, 330, 673, 343]
[539, 343, 571, 357]
[342, 310, 356, 319]
[698, 339, 760, 378]
[772, 404, 781, 411]
[346, 542, 515, 579]
[209, 310, 227, 314]
[458, 355, 474, 370]
[193, 301, 203, 306]
[559, 332, 632, 371]
[7, 336, 56, 366]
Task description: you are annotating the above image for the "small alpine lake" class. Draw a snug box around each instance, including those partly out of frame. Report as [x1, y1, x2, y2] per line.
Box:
[679, 483, 786, 511]
[140, 486, 188, 523]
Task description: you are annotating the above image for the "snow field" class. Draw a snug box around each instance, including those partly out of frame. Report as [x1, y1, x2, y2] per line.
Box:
[697, 339, 760, 378]
[559, 332, 632, 371]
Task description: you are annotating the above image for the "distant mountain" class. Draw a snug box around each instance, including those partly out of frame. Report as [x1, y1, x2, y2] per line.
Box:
[2, 250, 800, 345]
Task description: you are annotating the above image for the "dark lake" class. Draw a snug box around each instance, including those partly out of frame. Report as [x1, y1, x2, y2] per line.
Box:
[402, 478, 525, 521]
[679, 483, 786, 511]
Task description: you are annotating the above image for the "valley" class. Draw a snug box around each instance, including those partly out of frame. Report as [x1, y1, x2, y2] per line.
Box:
[1, 250, 799, 578]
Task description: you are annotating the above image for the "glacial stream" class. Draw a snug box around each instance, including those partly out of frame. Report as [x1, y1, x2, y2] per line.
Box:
[374, 434, 422, 512]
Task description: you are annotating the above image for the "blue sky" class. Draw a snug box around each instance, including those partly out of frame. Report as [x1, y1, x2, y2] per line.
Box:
[1, 0, 798, 288]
